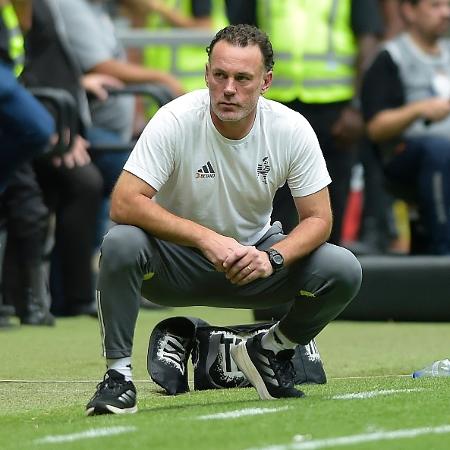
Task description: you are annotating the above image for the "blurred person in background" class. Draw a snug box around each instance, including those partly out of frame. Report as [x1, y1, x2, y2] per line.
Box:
[344, 0, 407, 255]
[361, 0, 450, 254]
[55, 0, 185, 251]
[15, 0, 111, 317]
[57, 0, 184, 146]
[0, 0, 55, 326]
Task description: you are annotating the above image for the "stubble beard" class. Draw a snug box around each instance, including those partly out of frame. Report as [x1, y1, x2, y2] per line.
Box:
[212, 103, 253, 123]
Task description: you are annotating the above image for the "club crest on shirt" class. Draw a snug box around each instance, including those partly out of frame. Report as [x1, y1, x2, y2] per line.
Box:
[257, 156, 270, 184]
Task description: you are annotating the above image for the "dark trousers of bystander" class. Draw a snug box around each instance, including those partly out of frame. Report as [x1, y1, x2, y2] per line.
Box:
[0, 61, 54, 191]
[384, 135, 450, 255]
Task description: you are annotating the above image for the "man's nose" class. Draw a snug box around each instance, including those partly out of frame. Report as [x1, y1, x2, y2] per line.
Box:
[224, 78, 237, 94]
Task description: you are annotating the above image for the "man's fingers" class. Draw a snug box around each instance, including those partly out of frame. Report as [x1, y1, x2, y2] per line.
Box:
[63, 153, 75, 169]
[226, 252, 272, 285]
[225, 260, 250, 280]
[76, 149, 91, 166]
[214, 262, 225, 272]
[52, 156, 62, 167]
[222, 251, 244, 270]
[233, 266, 258, 286]
[228, 263, 255, 284]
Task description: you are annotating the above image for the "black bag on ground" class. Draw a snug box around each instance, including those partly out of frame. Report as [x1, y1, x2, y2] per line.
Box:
[147, 316, 209, 394]
[192, 323, 326, 390]
[148, 316, 326, 395]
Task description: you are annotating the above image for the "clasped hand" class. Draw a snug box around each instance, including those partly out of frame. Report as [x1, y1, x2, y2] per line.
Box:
[201, 234, 273, 286]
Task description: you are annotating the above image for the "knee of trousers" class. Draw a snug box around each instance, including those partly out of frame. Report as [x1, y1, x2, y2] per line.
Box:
[418, 137, 450, 166]
[312, 244, 362, 302]
[100, 224, 150, 273]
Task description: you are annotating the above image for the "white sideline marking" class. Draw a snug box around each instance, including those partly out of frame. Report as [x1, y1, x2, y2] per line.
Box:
[0, 379, 156, 384]
[332, 388, 424, 400]
[332, 374, 410, 380]
[247, 425, 450, 450]
[198, 406, 290, 420]
[34, 426, 137, 444]
[0, 374, 412, 384]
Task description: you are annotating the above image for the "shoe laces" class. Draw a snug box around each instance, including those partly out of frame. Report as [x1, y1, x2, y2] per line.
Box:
[271, 349, 296, 387]
[97, 370, 126, 392]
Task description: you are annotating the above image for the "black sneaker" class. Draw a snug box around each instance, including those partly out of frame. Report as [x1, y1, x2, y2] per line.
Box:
[231, 333, 305, 400]
[86, 369, 137, 416]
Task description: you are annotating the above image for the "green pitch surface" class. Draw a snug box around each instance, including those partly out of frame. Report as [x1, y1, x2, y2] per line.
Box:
[1, 307, 450, 450]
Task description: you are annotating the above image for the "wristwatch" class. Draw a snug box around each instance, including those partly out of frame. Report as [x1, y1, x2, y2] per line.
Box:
[265, 248, 284, 272]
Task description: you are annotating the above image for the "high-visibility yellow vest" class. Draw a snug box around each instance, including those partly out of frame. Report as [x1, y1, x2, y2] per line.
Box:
[257, 0, 357, 104]
[144, 0, 228, 92]
[1, 3, 24, 77]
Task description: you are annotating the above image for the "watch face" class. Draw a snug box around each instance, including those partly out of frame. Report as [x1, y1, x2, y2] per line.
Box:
[268, 250, 283, 270]
[272, 254, 283, 265]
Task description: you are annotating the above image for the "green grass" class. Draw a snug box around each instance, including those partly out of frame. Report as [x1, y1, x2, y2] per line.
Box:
[1, 307, 450, 450]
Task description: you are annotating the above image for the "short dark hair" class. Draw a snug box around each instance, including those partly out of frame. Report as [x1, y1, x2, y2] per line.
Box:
[206, 24, 274, 72]
[401, 0, 421, 4]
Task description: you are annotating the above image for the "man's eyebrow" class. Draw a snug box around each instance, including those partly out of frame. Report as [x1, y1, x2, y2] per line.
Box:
[212, 68, 254, 77]
[235, 71, 253, 77]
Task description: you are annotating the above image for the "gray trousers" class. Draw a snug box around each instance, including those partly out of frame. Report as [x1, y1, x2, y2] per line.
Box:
[97, 223, 362, 358]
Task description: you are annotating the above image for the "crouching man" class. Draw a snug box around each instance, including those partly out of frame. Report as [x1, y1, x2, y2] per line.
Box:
[86, 24, 362, 415]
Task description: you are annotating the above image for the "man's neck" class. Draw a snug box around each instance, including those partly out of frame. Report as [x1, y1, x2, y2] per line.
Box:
[210, 110, 256, 141]
[408, 30, 441, 55]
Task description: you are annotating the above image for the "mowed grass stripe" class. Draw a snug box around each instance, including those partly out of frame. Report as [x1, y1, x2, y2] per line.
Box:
[197, 406, 291, 420]
[331, 388, 425, 399]
[248, 425, 450, 450]
[34, 426, 137, 444]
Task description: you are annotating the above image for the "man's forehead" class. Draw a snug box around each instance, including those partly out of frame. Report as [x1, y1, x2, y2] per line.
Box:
[209, 41, 264, 68]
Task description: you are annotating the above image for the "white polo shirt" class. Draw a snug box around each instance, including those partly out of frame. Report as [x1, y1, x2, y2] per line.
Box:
[124, 89, 331, 245]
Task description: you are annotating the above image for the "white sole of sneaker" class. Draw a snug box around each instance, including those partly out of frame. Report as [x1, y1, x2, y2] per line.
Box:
[85, 405, 138, 416]
[106, 405, 138, 414]
[231, 341, 276, 400]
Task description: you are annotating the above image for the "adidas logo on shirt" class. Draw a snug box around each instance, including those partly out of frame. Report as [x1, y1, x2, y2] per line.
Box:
[195, 161, 216, 179]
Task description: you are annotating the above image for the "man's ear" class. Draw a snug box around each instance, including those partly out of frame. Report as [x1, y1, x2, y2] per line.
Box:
[261, 70, 273, 94]
[205, 63, 209, 87]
